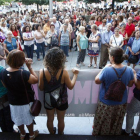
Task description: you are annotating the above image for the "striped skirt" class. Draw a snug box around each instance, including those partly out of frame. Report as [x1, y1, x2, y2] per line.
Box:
[93, 101, 127, 135]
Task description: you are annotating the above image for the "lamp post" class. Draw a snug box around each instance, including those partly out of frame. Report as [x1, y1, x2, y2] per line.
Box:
[49, 0, 53, 18]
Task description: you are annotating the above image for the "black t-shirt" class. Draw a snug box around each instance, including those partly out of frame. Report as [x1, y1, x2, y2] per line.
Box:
[0, 69, 34, 105]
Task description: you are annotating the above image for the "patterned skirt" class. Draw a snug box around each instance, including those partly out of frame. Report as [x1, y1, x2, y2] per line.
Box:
[93, 101, 127, 135]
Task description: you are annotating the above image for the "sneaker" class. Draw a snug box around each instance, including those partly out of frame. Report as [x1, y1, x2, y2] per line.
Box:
[81, 62, 85, 66]
[76, 64, 80, 68]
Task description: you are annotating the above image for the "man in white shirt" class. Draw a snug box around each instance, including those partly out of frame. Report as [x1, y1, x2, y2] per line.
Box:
[52, 17, 62, 35]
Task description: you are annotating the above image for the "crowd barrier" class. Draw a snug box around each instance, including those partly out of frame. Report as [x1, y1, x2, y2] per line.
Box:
[33, 69, 136, 117]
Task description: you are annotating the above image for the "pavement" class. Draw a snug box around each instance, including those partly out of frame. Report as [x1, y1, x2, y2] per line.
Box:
[25, 47, 140, 71]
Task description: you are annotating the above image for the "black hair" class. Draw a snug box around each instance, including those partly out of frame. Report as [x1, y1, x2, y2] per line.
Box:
[22, 26, 31, 33]
[109, 47, 128, 64]
[44, 47, 66, 74]
[32, 24, 36, 31]
[36, 24, 41, 30]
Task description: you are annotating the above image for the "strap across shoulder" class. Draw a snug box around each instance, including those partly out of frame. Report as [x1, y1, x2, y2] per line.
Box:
[112, 66, 127, 79]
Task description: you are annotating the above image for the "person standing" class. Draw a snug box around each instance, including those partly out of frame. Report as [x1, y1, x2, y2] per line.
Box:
[0, 66, 14, 133]
[52, 17, 62, 35]
[125, 30, 140, 68]
[119, 23, 128, 51]
[34, 24, 45, 61]
[4, 31, 19, 52]
[124, 70, 140, 136]
[0, 50, 39, 140]
[58, 23, 71, 60]
[23, 26, 34, 59]
[39, 47, 79, 135]
[99, 23, 113, 69]
[76, 26, 88, 67]
[125, 17, 135, 39]
[93, 47, 134, 135]
[88, 24, 100, 68]
[109, 27, 124, 48]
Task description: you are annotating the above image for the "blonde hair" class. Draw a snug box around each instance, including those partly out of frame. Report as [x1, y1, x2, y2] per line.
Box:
[79, 26, 85, 32]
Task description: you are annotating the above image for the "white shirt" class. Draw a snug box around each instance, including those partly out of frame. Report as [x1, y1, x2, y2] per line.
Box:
[0, 27, 8, 37]
[98, 24, 107, 33]
[110, 34, 123, 47]
[34, 30, 44, 43]
[23, 32, 34, 46]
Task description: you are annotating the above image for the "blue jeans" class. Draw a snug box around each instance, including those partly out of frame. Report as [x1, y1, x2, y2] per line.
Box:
[61, 46, 69, 57]
[24, 44, 34, 59]
[36, 42, 45, 59]
[122, 45, 127, 51]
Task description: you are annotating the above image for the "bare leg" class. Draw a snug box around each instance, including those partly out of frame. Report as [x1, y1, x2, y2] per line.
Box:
[18, 125, 26, 135]
[26, 122, 34, 136]
[56, 109, 66, 134]
[94, 57, 97, 64]
[90, 57, 93, 65]
[46, 109, 55, 134]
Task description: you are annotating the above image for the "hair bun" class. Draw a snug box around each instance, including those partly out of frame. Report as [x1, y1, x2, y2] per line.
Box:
[122, 54, 128, 60]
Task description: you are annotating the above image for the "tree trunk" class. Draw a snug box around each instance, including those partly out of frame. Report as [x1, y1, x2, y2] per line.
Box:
[112, 0, 114, 13]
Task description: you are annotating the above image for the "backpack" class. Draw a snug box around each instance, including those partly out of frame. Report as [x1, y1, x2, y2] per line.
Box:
[43, 69, 63, 108]
[104, 67, 127, 102]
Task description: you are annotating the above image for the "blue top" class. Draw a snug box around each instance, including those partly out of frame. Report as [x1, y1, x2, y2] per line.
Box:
[131, 38, 140, 53]
[99, 66, 134, 105]
[60, 30, 69, 46]
[0, 66, 8, 98]
[134, 70, 140, 101]
[4, 38, 17, 52]
[125, 37, 140, 64]
[79, 33, 88, 50]
[101, 30, 113, 44]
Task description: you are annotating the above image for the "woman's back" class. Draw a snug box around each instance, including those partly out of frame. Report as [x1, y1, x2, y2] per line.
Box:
[0, 69, 33, 105]
[99, 66, 134, 105]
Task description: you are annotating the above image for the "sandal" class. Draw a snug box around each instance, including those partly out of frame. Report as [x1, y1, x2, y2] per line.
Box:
[88, 64, 92, 67]
[20, 134, 26, 140]
[29, 130, 39, 140]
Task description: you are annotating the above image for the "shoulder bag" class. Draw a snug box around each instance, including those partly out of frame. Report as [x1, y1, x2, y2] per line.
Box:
[21, 70, 41, 116]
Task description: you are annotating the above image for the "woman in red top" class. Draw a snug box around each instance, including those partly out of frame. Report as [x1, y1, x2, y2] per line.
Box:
[10, 24, 23, 51]
[95, 16, 102, 27]
[119, 23, 128, 51]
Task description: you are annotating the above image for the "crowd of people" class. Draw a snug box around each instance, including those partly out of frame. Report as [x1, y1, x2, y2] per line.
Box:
[0, 5, 140, 68]
[0, 3, 140, 140]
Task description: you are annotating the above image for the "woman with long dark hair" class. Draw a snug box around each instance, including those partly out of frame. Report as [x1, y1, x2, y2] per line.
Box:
[23, 26, 34, 59]
[39, 47, 79, 135]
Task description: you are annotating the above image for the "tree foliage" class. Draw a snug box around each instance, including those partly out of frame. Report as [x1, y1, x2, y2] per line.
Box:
[19, 0, 49, 5]
[83, 0, 127, 3]
[0, 0, 13, 5]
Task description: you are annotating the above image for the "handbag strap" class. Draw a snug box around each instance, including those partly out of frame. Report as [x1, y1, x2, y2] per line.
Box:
[20, 70, 37, 104]
[112, 66, 127, 79]
[21, 70, 30, 104]
[113, 35, 117, 46]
